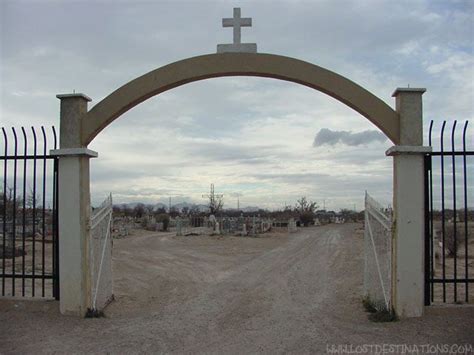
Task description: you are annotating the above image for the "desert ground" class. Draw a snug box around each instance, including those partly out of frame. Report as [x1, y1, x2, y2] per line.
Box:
[0, 223, 473, 353]
[431, 221, 474, 304]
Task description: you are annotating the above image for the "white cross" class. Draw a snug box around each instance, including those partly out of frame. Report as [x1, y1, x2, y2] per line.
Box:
[217, 8, 257, 53]
[223, 8, 251, 45]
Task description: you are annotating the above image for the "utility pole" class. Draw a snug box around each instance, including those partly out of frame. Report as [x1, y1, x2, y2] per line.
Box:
[234, 192, 243, 211]
[169, 197, 171, 213]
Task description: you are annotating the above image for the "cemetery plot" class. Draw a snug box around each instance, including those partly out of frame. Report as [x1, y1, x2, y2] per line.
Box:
[175, 216, 275, 237]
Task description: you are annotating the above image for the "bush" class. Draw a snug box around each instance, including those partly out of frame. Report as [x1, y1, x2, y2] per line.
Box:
[156, 213, 170, 231]
[362, 296, 397, 322]
[85, 308, 105, 318]
[444, 225, 462, 257]
[299, 211, 314, 227]
[368, 309, 397, 322]
[362, 297, 378, 313]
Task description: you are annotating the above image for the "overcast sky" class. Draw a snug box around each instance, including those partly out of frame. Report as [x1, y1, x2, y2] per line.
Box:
[1, 0, 473, 210]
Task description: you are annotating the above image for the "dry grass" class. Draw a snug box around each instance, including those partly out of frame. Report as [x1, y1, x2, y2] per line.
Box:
[362, 296, 397, 322]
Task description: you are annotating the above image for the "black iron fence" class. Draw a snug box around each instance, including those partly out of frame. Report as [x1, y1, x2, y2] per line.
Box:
[424, 120, 473, 305]
[1, 126, 59, 299]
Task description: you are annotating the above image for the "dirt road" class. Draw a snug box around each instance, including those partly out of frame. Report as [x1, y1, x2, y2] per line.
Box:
[1, 223, 473, 353]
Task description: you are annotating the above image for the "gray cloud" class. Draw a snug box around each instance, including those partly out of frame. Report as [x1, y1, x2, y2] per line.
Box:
[179, 141, 291, 166]
[1, 1, 472, 209]
[250, 172, 389, 187]
[313, 128, 387, 147]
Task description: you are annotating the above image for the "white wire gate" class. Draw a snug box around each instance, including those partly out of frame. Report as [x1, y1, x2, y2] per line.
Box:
[364, 192, 393, 311]
[90, 194, 114, 311]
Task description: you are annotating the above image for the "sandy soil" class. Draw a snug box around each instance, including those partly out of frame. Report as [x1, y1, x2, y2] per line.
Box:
[1, 237, 55, 298]
[0, 223, 473, 354]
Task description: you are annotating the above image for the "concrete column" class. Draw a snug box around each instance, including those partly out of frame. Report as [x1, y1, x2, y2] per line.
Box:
[51, 93, 97, 316]
[387, 146, 431, 317]
[393, 88, 426, 145]
[389, 88, 429, 318]
[57, 93, 91, 148]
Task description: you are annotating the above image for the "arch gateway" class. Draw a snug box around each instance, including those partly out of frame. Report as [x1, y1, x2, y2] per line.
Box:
[51, 11, 431, 318]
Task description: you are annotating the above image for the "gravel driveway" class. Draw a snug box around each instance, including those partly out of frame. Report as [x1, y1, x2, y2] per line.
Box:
[0, 223, 473, 353]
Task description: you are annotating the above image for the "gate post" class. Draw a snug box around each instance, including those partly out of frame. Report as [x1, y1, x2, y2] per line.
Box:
[51, 93, 97, 316]
[387, 88, 431, 317]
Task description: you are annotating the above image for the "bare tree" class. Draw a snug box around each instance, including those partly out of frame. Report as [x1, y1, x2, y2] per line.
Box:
[133, 203, 145, 219]
[112, 205, 122, 216]
[25, 186, 41, 211]
[295, 197, 318, 227]
[295, 196, 318, 213]
[145, 204, 154, 216]
[203, 184, 224, 215]
[0, 186, 22, 218]
[209, 196, 224, 215]
[0, 186, 24, 254]
[121, 204, 132, 217]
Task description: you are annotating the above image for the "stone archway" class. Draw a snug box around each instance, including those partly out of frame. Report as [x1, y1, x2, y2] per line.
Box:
[79, 53, 400, 146]
[52, 52, 430, 318]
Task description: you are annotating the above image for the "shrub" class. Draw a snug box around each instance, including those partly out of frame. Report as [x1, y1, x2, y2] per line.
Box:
[362, 297, 378, 313]
[368, 309, 397, 322]
[156, 213, 170, 231]
[299, 211, 314, 227]
[444, 225, 462, 257]
[85, 308, 105, 318]
[362, 296, 397, 322]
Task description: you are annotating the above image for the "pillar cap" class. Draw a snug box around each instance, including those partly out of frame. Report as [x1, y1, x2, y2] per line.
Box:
[386, 145, 431, 156]
[56, 93, 92, 102]
[392, 88, 426, 97]
[50, 148, 98, 158]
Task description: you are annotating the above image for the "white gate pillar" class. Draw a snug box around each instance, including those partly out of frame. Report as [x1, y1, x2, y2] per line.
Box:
[388, 88, 430, 317]
[51, 93, 97, 316]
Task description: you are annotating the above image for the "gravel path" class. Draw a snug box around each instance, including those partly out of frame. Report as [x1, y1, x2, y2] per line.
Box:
[0, 223, 473, 353]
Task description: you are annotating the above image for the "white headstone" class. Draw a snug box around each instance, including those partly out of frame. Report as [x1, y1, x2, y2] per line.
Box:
[217, 8, 257, 53]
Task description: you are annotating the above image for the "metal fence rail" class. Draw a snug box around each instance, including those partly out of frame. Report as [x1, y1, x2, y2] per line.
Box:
[425, 120, 473, 304]
[1, 126, 59, 299]
[364, 191, 392, 311]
